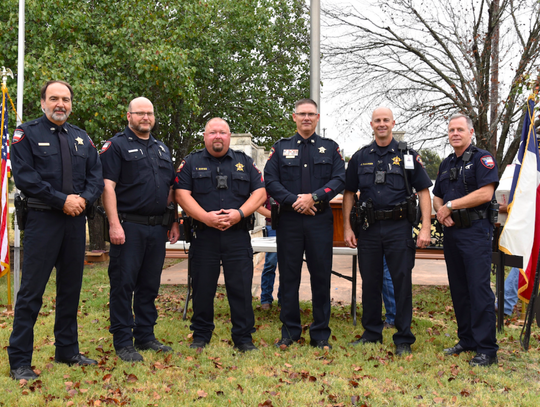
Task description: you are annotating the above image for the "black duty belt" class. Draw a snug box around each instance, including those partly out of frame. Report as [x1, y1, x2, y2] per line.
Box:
[468, 209, 488, 221]
[373, 207, 407, 221]
[119, 213, 164, 226]
[280, 201, 328, 214]
[27, 198, 53, 211]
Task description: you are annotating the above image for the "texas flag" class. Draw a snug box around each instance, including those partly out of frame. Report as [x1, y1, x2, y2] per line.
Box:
[499, 94, 540, 302]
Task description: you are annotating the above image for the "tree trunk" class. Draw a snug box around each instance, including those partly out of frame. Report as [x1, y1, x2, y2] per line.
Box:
[88, 196, 106, 251]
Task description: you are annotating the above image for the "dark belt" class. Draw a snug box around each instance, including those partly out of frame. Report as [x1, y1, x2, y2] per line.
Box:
[468, 209, 488, 221]
[373, 208, 407, 221]
[280, 201, 328, 214]
[119, 213, 164, 226]
[27, 197, 53, 211]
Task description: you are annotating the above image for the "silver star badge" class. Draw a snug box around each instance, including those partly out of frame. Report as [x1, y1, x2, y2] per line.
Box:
[318, 146, 326, 153]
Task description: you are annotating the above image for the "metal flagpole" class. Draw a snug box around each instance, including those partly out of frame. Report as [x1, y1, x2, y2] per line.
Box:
[14, 0, 26, 304]
[310, 0, 320, 134]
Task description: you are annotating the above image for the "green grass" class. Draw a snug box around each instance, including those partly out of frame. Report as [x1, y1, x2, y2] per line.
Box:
[0, 261, 539, 406]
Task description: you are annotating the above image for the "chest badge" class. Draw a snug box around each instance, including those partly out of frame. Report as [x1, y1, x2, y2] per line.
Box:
[318, 146, 326, 153]
[75, 136, 84, 145]
[235, 163, 245, 172]
[392, 156, 401, 166]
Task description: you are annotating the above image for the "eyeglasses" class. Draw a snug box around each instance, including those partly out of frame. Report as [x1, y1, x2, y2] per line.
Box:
[294, 112, 318, 118]
[129, 112, 155, 117]
[208, 131, 229, 136]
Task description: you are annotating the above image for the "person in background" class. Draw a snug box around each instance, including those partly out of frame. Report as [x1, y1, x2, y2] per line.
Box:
[256, 195, 279, 310]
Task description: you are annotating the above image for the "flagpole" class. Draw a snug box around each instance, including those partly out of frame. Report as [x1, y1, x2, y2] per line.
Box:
[13, 0, 26, 305]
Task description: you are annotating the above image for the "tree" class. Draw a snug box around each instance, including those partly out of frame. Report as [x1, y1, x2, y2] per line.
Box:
[1, 0, 310, 248]
[419, 149, 442, 180]
[322, 0, 540, 175]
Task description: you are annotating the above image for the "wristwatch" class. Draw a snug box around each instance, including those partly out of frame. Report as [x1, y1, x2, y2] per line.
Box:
[311, 193, 319, 202]
[446, 201, 452, 210]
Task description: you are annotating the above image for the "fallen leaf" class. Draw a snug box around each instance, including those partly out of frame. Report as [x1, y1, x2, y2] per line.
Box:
[197, 390, 207, 398]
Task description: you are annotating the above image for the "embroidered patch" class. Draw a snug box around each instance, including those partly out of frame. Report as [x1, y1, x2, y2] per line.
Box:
[337, 147, 343, 160]
[12, 129, 24, 144]
[416, 155, 424, 167]
[100, 141, 111, 154]
[87, 135, 96, 148]
[177, 160, 186, 173]
[480, 155, 495, 169]
[267, 147, 275, 160]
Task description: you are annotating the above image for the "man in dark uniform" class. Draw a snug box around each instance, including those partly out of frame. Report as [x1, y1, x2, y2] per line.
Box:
[100, 97, 179, 362]
[343, 107, 432, 356]
[175, 117, 266, 351]
[264, 98, 345, 349]
[433, 113, 499, 366]
[8, 80, 104, 380]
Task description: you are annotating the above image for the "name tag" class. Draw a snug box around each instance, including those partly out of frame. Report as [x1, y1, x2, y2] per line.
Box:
[128, 149, 138, 153]
[38, 143, 50, 146]
[283, 149, 298, 158]
[404, 154, 414, 170]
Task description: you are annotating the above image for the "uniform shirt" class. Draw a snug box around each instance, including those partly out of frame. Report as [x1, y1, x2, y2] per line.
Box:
[11, 115, 104, 210]
[100, 126, 175, 216]
[433, 144, 498, 211]
[345, 138, 432, 210]
[174, 147, 264, 211]
[264, 132, 345, 205]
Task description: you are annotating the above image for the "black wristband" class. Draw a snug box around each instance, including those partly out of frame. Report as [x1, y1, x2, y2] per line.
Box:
[237, 208, 245, 219]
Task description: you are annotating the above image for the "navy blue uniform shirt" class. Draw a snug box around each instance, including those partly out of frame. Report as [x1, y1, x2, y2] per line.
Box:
[100, 126, 175, 215]
[174, 147, 264, 210]
[11, 115, 103, 209]
[433, 144, 498, 211]
[345, 138, 432, 210]
[264, 132, 345, 205]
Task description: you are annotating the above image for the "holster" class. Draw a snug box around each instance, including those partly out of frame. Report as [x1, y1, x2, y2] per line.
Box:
[96, 206, 110, 242]
[488, 200, 499, 225]
[406, 194, 420, 226]
[14, 192, 28, 230]
[182, 216, 194, 243]
[271, 201, 280, 230]
[365, 199, 375, 226]
[162, 202, 177, 228]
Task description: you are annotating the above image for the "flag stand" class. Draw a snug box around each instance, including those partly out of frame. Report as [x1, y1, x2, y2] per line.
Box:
[520, 246, 540, 350]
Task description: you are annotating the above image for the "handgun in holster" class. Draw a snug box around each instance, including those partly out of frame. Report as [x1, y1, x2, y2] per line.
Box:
[270, 198, 280, 230]
[96, 206, 110, 242]
[14, 192, 28, 230]
[161, 202, 177, 228]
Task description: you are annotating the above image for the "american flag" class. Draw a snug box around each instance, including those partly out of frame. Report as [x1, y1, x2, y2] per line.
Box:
[0, 90, 10, 278]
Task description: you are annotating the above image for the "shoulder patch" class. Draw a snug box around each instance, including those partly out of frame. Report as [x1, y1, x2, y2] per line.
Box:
[267, 147, 275, 160]
[337, 147, 344, 160]
[12, 129, 25, 144]
[100, 140, 112, 154]
[87, 135, 96, 148]
[480, 155, 495, 169]
[177, 160, 186, 173]
[416, 155, 424, 167]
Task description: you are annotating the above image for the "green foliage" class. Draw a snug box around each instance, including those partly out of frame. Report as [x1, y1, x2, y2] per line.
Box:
[0, 0, 309, 164]
[1, 262, 539, 406]
[419, 148, 442, 180]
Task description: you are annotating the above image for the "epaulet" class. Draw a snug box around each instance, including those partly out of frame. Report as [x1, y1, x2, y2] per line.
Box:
[276, 134, 296, 143]
[183, 148, 205, 160]
[66, 122, 85, 133]
[26, 119, 40, 127]
[230, 148, 249, 157]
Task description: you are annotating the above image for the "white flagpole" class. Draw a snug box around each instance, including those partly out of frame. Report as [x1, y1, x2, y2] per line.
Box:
[14, 0, 25, 304]
[310, 0, 320, 134]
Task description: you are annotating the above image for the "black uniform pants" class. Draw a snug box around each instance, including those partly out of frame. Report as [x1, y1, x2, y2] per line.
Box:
[444, 219, 498, 356]
[357, 218, 416, 345]
[276, 209, 333, 341]
[108, 222, 167, 350]
[8, 210, 86, 369]
[189, 227, 255, 346]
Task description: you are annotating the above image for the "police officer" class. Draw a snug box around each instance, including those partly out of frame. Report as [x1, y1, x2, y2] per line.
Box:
[433, 113, 498, 366]
[101, 97, 180, 362]
[343, 107, 432, 356]
[175, 118, 266, 351]
[264, 98, 345, 349]
[8, 80, 104, 380]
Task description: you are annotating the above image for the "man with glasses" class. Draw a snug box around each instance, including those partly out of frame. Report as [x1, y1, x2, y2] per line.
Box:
[101, 97, 180, 362]
[343, 107, 432, 356]
[175, 118, 266, 351]
[8, 80, 104, 380]
[264, 98, 345, 349]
